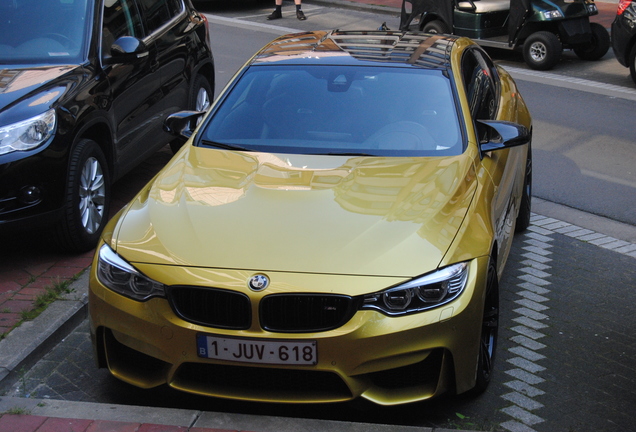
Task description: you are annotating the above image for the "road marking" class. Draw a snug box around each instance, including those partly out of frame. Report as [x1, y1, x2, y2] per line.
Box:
[206, 14, 303, 35]
[505, 66, 636, 102]
[581, 169, 636, 189]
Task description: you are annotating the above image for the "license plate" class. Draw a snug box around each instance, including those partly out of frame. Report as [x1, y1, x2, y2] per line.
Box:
[196, 334, 317, 366]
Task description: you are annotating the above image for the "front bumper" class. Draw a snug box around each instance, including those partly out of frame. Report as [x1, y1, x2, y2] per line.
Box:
[89, 256, 490, 406]
[0, 145, 66, 231]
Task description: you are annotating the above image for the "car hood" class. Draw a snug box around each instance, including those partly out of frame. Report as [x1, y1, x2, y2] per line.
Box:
[113, 147, 478, 278]
[0, 65, 80, 116]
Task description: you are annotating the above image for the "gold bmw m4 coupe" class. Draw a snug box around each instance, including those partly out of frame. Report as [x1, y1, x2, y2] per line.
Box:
[89, 30, 532, 406]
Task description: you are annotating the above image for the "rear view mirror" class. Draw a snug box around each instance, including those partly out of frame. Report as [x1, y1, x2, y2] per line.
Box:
[164, 111, 205, 138]
[104, 36, 149, 64]
[476, 120, 531, 152]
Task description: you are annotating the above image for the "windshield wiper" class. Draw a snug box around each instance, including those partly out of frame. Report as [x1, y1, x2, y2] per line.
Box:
[201, 140, 252, 152]
[326, 151, 376, 156]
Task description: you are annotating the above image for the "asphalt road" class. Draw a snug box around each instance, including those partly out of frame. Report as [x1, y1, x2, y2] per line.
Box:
[5, 2, 636, 432]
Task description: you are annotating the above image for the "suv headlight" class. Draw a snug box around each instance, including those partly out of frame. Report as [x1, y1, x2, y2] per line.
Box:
[361, 262, 469, 316]
[0, 109, 56, 155]
[97, 244, 166, 301]
[542, 10, 563, 19]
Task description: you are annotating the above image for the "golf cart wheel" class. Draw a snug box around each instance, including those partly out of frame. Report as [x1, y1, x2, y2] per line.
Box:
[523, 31, 562, 70]
[422, 20, 449, 34]
[573, 23, 610, 61]
[629, 44, 636, 85]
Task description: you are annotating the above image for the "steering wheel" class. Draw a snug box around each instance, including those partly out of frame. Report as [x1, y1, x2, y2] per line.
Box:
[42, 33, 76, 49]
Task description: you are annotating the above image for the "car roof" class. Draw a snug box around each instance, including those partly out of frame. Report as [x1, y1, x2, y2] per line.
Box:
[251, 30, 459, 70]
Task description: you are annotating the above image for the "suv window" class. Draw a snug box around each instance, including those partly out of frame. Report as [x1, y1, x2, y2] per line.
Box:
[102, 0, 144, 57]
[138, 0, 182, 33]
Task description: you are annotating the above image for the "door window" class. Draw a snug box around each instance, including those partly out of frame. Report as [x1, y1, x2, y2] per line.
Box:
[137, 0, 183, 33]
[102, 0, 144, 58]
[461, 48, 499, 121]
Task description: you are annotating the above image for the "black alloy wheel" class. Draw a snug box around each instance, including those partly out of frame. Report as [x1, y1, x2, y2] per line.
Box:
[472, 259, 499, 394]
[515, 144, 532, 232]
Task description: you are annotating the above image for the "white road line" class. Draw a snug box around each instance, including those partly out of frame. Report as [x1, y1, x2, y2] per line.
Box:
[505, 66, 636, 102]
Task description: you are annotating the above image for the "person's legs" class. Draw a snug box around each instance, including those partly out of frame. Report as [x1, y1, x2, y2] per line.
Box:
[267, 0, 283, 20]
[295, 0, 306, 20]
[267, 0, 307, 20]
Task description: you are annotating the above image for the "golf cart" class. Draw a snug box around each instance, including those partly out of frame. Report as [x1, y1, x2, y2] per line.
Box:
[399, 0, 610, 70]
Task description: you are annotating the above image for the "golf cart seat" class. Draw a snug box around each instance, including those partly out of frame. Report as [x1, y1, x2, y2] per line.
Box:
[457, 0, 510, 13]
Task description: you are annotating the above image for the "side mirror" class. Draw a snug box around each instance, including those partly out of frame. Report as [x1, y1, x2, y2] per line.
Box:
[476, 120, 530, 153]
[104, 36, 149, 64]
[164, 111, 205, 138]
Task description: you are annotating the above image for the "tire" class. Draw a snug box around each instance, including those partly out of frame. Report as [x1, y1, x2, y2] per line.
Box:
[422, 20, 449, 34]
[628, 44, 636, 86]
[573, 23, 610, 61]
[470, 258, 499, 395]
[170, 74, 213, 153]
[56, 139, 110, 252]
[523, 31, 562, 70]
[515, 144, 532, 233]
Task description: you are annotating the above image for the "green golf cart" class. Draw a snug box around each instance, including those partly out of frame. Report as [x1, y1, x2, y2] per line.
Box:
[399, 0, 610, 70]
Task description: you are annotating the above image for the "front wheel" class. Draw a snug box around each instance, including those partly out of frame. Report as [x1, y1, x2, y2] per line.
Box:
[573, 23, 610, 61]
[422, 20, 449, 34]
[56, 139, 111, 252]
[170, 74, 213, 153]
[470, 258, 499, 394]
[523, 31, 562, 70]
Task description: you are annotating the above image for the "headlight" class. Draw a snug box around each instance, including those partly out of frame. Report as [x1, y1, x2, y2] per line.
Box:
[361, 262, 469, 316]
[0, 109, 56, 155]
[97, 244, 166, 301]
[542, 10, 563, 19]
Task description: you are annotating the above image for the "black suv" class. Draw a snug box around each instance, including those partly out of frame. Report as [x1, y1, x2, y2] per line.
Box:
[0, 0, 215, 251]
[611, 0, 636, 84]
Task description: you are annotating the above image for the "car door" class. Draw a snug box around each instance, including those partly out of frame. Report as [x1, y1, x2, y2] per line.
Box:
[462, 47, 521, 268]
[101, 0, 166, 176]
[136, 0, 191, 118]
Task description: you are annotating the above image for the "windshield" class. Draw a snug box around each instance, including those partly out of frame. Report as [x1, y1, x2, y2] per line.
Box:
[0, 0, 90, 64]
[201, 65, 464, 157]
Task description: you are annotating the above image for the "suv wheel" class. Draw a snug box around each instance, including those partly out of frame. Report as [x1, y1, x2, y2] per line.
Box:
[170, 74, 213, 153]
[574, 23, 610, 61]
[523, 31, 562, 70]
[56, 139, 110, 252]
[629, 44, 636, 85]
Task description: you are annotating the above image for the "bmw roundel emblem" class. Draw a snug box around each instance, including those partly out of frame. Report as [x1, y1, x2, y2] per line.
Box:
[248, 274, 269, 291]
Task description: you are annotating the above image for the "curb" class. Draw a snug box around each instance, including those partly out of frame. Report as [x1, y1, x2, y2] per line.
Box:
[0, 271, 89, 396]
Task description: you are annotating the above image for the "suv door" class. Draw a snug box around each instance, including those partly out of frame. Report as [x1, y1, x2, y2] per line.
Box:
[101, 0, 166, 175]
[136, 0, 206, 116]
